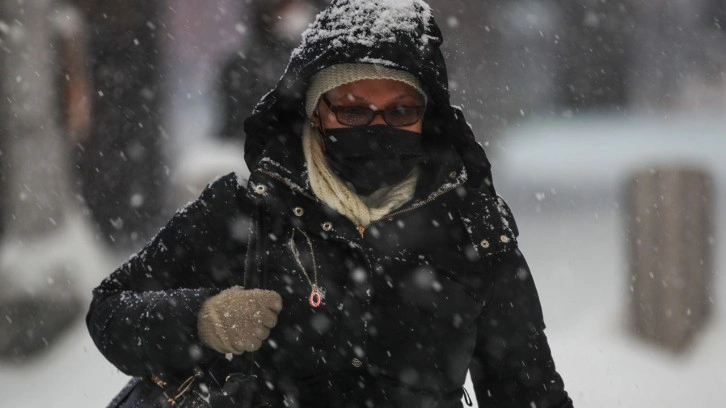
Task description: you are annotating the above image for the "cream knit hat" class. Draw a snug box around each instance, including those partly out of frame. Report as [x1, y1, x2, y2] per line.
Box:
[305, 63, 427, 118]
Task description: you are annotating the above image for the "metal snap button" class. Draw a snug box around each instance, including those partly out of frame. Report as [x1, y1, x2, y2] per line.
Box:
[254, 184, 267, 195]
[322, 222, 332, 231]
[351, 358, 362, 368]
[293, 207, 304, 217]
[500, 235, 511, 243]
[480, 239, 490, 249]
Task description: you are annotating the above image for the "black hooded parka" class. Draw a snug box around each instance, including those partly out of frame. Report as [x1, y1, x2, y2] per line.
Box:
[87, 1, 573, 407]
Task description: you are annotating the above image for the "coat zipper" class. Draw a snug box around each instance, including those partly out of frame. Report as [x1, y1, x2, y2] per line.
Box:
[257, 167, 465, 239]
[356, 180, 464, 237]
[258, 168, 320, 202]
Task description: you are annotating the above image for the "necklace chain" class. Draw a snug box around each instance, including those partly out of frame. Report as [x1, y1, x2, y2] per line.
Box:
[288, 228, 322, 307]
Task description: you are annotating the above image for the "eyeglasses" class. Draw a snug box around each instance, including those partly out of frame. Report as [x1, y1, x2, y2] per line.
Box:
[320, 95, 425, 127]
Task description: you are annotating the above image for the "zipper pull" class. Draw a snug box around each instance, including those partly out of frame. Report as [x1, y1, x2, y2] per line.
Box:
[462, 387, 473, 406]
[356, 225, 366, 237]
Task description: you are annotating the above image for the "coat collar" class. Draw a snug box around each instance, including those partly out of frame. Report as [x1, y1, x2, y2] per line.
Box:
[244, 129, 468, 212]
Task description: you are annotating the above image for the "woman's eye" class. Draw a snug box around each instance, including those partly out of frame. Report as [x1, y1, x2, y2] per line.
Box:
[389, 107, 415, 117]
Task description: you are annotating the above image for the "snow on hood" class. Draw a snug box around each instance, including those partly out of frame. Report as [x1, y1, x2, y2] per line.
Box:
[292, 0, 435, 57]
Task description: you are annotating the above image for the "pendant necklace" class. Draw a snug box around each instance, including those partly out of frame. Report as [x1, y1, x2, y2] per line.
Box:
[288, 228, 323, 308]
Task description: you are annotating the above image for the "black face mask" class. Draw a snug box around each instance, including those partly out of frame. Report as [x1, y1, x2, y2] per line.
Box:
[321, 125, 426, 196]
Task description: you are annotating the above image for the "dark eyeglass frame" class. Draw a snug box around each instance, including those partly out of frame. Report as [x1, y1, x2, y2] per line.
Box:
[320, 94, 426, 127]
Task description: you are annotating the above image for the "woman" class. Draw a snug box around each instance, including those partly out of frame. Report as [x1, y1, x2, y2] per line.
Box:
[87, 0, 573, 407]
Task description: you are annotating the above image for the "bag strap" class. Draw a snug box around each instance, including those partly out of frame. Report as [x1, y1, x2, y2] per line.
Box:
[240, 201, 267, 408]
[243, 202, 267, 289]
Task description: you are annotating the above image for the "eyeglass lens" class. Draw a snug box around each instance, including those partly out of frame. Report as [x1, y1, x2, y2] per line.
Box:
[323, 96, 423, 127]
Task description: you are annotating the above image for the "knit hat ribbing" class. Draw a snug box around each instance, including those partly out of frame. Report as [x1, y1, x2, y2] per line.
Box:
[305, 63, 427, 118]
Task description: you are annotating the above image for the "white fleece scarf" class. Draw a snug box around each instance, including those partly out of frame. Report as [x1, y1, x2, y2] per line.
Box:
[302, 124, 420, 228]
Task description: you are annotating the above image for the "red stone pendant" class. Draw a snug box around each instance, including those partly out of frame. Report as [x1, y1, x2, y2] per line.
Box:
[309, 288, 322, 308]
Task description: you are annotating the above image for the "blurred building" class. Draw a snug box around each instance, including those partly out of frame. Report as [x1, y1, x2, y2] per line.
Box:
[217, 0, 327, 142]
[427, 0, 726, 142]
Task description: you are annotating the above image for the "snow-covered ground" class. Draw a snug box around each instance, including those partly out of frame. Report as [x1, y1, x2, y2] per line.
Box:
[1, 114, 724, 407]
[0, 214, 130, 407]
[515, 209, 726, 407]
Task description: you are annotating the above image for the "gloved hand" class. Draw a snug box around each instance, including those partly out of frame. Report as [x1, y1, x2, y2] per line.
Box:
[197, 286, 282, 354]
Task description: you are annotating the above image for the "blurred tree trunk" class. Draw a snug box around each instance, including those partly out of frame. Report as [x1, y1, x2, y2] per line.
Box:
[0, 0, 69, 237]
[0, 0, 82, 363]
[69, 0, 168, 252]
[0, 17, 6, 240]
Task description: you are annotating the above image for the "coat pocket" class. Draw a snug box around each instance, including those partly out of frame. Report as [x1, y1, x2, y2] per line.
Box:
[457, 193, 519, 258]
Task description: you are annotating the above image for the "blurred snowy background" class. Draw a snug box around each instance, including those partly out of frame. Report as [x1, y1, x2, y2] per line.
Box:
[1, 0, 725, 407]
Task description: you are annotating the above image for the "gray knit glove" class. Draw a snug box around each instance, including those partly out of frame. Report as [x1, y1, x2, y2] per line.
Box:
[197, 286, 282, 354]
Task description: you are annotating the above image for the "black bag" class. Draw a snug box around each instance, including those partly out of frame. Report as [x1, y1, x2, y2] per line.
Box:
[108, 358, 260, 408]
[107, 202, 269, 408]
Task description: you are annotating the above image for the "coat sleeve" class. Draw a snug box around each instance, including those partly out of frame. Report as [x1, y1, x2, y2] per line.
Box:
[86, 173, 251, 377]
[469, 248, 573, 408]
